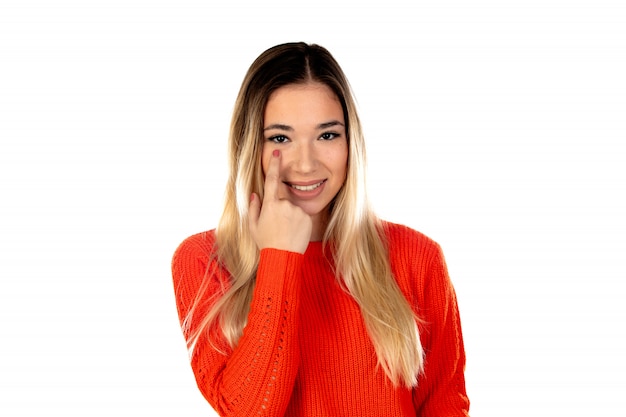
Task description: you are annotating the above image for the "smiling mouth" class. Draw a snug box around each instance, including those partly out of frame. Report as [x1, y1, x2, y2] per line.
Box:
[287, 180, 326, 191]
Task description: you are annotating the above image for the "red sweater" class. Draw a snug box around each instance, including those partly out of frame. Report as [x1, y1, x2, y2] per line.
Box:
[172, 222, 469, 416]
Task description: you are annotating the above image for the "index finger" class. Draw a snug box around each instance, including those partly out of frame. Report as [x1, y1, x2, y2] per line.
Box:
[264, 149, 281, 200]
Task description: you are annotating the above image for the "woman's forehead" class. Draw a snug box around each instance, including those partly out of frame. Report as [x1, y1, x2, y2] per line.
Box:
[264, 83, 343, 128]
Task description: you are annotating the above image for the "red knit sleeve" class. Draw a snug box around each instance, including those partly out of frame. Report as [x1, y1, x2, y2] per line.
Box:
[412, 244, 470, 416]
[172, 233, 302, 416]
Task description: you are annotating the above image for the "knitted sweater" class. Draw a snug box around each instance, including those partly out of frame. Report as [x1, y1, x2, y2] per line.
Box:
[172, 222, 469, 416]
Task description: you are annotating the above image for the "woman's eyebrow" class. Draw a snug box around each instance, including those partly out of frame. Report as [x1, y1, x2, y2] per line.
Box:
[317, 120, 345, 129]
[263, 123, 293, 131]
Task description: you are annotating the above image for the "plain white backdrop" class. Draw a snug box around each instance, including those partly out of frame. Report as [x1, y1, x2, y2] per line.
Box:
[1, 1, 625, 416]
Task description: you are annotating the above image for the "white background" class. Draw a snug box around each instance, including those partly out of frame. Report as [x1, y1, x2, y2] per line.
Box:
[1, 1, 625, 416]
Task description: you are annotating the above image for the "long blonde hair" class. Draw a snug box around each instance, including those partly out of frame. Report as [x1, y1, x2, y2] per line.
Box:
[184, 42, 424, 387]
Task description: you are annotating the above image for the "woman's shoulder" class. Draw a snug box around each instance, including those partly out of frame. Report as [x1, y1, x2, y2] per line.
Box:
[380, 221, 449, 300]
[380, 221, 442, 254]
[171, 230, 221, 298]
[172, 229, 218, 265]
[380, 220, 446, 273]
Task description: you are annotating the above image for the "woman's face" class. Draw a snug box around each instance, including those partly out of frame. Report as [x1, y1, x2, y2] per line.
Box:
[262, 82, 348, 230]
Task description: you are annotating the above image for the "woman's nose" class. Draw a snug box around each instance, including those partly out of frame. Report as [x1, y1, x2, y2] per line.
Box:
[292, 142, 318, 174]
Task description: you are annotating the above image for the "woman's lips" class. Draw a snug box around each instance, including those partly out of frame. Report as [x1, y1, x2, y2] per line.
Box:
[289, 180, 325, 191]
[284, 179, 327, 198]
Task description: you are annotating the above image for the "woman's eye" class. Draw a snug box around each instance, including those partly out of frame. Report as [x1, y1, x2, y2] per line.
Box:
[320, 132, 338, 140]
[268, 135, 288, 143]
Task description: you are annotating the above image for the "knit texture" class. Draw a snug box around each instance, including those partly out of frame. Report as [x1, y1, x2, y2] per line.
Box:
[172, 222, 469, 416]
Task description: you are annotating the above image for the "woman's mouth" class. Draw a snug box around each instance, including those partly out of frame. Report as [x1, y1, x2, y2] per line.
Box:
[289, 180, 326, 191]
[284, 180, 327, 198]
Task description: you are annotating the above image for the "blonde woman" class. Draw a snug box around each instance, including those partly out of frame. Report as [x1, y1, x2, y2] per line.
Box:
[172, 42, 470, 416]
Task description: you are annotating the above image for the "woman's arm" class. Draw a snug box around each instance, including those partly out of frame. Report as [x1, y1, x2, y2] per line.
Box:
[172, 236, 302, 416]
[413, 245, 470, 416]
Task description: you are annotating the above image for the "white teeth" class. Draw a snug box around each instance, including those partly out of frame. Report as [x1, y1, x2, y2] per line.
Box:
[291, 181, 324, 191]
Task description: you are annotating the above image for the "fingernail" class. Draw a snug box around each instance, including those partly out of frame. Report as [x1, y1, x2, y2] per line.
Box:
[250, 193, 255, 202]
[273, 150, 280, 157]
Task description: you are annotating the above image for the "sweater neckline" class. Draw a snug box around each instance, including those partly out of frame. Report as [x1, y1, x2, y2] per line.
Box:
[305, 240, 328, 257]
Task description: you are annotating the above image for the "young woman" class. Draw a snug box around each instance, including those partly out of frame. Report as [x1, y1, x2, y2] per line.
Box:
[172, 42, 470, 416]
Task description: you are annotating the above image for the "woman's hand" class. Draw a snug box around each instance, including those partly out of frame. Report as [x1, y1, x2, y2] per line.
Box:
[248, 150, 312, 254]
